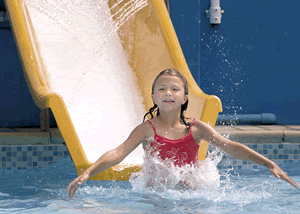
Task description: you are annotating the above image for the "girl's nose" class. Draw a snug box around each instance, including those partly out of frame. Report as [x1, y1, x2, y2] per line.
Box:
[165, 90, 172, 96]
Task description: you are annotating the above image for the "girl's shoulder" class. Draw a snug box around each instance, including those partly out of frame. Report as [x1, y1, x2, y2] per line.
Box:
[185, 117, 203, 128]
[191, 118, 203, 125]
[189, 118, 215, 133]
[191, 118, 217, 137]
[126, 120, 154, 143]
[188, 119, 217, 142]
[139, 119, 156, 138]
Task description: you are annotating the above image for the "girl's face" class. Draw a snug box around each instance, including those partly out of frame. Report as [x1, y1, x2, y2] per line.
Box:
[151, 75, 188, 113]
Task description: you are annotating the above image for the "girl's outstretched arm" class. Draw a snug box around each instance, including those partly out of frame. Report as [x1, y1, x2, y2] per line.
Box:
[195, 120, 299, 188]
[66, 123, 148, 199]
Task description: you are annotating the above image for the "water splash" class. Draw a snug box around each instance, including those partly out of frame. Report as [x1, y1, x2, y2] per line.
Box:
[108, 0, 147, 33]
[24, 0, 148, 70]
[24, 0, 147, 38]
[126, 141, 280, 205]
[129, 140, 224, 192]
[201, 31, 246, 118]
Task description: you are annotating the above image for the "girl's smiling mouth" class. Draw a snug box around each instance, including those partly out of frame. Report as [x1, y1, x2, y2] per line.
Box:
[163, 99, 174, 104]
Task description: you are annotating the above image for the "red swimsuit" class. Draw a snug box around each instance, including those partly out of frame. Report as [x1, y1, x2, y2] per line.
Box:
[146, 119, 199, 167]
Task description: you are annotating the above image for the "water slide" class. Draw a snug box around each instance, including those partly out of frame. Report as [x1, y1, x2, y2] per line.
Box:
[5, 0, 222, 180]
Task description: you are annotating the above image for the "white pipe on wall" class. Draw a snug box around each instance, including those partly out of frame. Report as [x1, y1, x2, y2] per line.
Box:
[217, 113, 277, 125]
[211, 0, 220, 8]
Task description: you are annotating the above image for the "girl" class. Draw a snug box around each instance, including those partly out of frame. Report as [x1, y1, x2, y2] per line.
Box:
[66, 68, 298, 198]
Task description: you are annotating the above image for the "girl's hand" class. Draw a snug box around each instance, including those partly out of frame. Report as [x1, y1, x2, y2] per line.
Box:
[66, 172, 90, 199]
[269, 162, 298, 188]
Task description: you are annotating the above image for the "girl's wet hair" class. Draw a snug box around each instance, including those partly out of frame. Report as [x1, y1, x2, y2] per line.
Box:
[143, 68, 191, 133]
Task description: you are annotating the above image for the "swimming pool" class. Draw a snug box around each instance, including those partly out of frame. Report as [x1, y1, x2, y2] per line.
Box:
[0, 155, 299, 214]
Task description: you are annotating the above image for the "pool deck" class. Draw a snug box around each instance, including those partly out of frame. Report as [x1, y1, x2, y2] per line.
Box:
[0, 128, 64, 145]
[215, 125, 300, 144]
[0, 125, 300, 145]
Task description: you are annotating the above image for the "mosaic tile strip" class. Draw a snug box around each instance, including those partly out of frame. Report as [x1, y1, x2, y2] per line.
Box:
[0, 143, 299, 170]
[217, 143, 300, 169]
[0, 144, 69, 169]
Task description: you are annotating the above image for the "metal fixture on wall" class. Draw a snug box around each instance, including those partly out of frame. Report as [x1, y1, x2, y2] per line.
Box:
[205, 0, 224, 24]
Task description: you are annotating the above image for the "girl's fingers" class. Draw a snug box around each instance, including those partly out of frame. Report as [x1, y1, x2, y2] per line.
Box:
[66, 179, 78, 192]
[280, 173, 299, 188]
[66, 181, 74, 192]
[67, 181, 82, 199]
[66, 180, 81, 199]
[270, 169, 279, 178]
[68, 187, 77, 199]
[66, 175, 89, 199]
[271, 168, 299, 188]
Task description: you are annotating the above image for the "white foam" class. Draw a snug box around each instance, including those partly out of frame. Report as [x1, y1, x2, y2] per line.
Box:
[24, 0, 147, 164]
[129, 141, 223, 191]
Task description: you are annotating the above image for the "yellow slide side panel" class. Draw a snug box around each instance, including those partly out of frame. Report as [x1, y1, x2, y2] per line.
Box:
[198, 96, 223, 160]
[5, 0, 50, 109]
[46, 93, 88, 168]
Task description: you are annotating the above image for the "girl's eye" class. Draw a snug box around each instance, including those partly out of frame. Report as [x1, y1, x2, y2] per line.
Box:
[159, 88, 164, 91]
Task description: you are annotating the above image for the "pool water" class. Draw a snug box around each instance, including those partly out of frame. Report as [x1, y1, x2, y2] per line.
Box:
[0, 156, 299, 214]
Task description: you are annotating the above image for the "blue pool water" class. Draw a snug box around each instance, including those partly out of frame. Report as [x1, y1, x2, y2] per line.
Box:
[0, 156, 299, 214]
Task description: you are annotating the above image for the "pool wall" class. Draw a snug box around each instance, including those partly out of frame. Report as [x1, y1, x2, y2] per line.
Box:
[0, 128, 68, 169]
[0, 144, 69, 169]
[171, 0, 300, 125]
[1, 125, 300, 170]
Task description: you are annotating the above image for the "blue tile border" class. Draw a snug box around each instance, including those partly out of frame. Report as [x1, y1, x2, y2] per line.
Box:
[0, 144, 69, 169]
[217, 142, 300, 169]
[1, 142, 300, 170]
